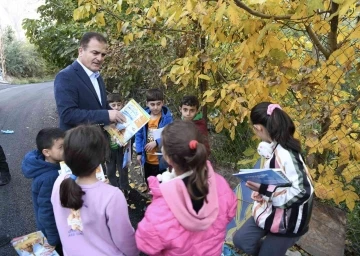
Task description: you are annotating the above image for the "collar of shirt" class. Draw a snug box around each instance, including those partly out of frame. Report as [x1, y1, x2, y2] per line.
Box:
[77, 59, 100, 79]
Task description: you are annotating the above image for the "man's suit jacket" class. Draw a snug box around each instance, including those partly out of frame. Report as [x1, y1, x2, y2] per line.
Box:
[54, 60, 111, 130]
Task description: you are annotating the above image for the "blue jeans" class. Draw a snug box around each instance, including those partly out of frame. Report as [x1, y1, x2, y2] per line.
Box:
[233, 217, 300, 256]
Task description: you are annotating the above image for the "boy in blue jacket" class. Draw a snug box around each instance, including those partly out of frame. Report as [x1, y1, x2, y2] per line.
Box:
[135, 89, 173, 183]
[22, 128, 65, 255]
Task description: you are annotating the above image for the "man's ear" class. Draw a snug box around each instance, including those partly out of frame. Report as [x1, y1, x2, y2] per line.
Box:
[42, 149, 50, 157]
[179, 106, 182, 112]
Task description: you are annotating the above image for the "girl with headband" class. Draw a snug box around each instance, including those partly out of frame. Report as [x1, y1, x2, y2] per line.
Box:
[136, 120, 237, 255]
[233, 102, 314, 256]
[51, 125, 139, 256]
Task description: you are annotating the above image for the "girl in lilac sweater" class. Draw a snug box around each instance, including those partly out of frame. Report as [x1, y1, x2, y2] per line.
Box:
[135, 120, 237, 256]
[51, 125, 139, 256]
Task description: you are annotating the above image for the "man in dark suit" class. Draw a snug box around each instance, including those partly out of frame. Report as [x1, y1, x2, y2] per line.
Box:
[54, 32, 125, 131]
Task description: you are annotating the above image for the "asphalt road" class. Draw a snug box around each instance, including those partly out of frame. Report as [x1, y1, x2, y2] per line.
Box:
[0, 82, 58, 255]
[0, 82, 146, 255]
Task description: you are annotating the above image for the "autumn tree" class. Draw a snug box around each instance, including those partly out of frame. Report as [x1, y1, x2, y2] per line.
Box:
[72, 0, 360, 210]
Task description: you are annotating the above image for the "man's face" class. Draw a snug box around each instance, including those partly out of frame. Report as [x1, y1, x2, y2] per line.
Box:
[109, 101, 123, 111]
[147, 100, 164, 116]
[43, 138, 64, 164]
[78, 38, 107, 72]
[180, 105, 197, 121]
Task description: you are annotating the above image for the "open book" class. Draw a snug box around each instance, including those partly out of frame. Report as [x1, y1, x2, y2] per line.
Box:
[233, 168, 291, 186]
[58, 162, 106, 182]
[11, 231, 59, 256]
[104, 99, 150, 146]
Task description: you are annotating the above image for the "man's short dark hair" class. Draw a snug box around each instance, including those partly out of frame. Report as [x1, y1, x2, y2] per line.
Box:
[36, 128, 65, 152]
[107, 93, 121, 103]
[146, 88, 164, 102]
[80, 32, 107, 49]
[180, 95, 199, 109]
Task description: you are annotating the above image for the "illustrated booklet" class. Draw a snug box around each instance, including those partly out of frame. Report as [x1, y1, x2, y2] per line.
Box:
[233, 168, 291, 186]
[11, 231, 59, 256]
[104, 99, 150, 146]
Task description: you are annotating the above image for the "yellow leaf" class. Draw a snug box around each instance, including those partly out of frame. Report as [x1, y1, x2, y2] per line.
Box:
[221, 89, 226, 99]
[129, 183, 135, 188]
[73, 8, 80, 21]
[215, 120, 224, 133]
[205, 96, 215, 103]
[227, 3, 240, 26]
[96, 12, 106, 26]
[243, 147, 256, 157]
[349, 25, 360, 40]
[198, 74, 210, 80]
[342, 163, 360, 183]
[129, 204, 136, 209]
[345, 190, 359, 211]
[215, 2, 226, 22]
[161, 37, 167, 47]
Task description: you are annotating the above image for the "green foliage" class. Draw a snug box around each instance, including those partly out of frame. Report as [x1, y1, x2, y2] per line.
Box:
[2, 27, 53, 78]
[22, 0, 88, 68]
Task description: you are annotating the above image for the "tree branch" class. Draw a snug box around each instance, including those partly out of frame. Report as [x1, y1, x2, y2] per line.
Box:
[305, 25, 331, 59]
[233, 0, 314, 21]
[328, 2, 339, 52]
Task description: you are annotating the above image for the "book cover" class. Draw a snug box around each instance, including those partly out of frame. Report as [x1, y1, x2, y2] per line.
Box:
[11, 231, 59, 256]
[104, 99, 150, 146]
[58, 162, 106, 182]
[233, 168, 291, 186]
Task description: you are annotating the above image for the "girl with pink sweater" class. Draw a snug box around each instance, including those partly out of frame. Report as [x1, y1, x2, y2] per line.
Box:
[135, 120, 237, 255]
[51, 125, 139, 256]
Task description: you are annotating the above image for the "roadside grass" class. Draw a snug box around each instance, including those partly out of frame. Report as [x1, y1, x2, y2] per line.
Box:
[7, 75, 55, 85]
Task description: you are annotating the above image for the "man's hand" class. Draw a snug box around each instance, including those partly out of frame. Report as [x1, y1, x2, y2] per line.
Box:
[245, 181, 261, 192]
[145, 141, 157, 151]
[108, 110, 127, 123]
[43, 243, 56, 255]
[137, 155, 142, 165]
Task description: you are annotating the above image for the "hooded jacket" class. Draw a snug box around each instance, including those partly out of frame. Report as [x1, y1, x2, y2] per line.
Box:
[22, 150, 61, 246]
[135, 105, 173, 170]
[135, 161, 237, 255]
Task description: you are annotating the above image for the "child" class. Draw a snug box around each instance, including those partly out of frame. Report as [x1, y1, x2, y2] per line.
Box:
[135, 88, 173, 182]
[179, 95, 210, 155]
[106, 93, 131, 194]
[232, 102, 314, 256]
[135, 120, 237, 255]
[51, 125, 139, 256]
[22, 128, 65, 255]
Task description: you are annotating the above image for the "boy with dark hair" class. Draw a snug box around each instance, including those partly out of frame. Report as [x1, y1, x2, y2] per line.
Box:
[179, 95, 210, 155]
[135, 89, 173, 183]
[106, 93, 131, 195]
[22, 128, 65, 255]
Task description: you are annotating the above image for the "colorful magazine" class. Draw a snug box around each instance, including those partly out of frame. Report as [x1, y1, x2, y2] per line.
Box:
[233, 168, 291, 186]
[11, 231, 59, 256]
[104, 99, 150, 146]
[58, 161, 106, 182]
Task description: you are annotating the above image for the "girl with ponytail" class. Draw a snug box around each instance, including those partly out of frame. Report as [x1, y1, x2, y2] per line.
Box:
[233, 102, 314, 256]
[51, 125, 138, 256]
[135, 120, 237, 256]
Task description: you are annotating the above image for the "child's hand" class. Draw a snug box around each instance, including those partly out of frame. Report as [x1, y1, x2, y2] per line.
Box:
[43, 243, 56, 255]
[251, 191, 264, 202]
[137, 155, 142, 165]
[145, 141, 157, 151]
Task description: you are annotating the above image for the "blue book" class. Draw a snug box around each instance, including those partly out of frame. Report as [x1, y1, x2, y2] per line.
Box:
[233, 168, 291, 186]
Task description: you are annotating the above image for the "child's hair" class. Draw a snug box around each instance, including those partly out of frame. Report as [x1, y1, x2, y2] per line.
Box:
[36, 128, 65, 153]
[60, 125, 108, 210]
[146, 88, 164, 102]
[107, 93, 121, 103]
[179, 95, 199, 109]
[250, 102, 301, 153]
[162, 120, 209, 202]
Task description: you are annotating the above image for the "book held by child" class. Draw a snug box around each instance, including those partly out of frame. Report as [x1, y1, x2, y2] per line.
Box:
[233, 168, 291, 186]
[11, 231, 59, 256]
[58, 161, 106, 182]
[104, 99, 150, 146]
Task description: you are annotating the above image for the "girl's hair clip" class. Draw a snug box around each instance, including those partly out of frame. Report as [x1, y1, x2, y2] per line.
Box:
[189, 140, 198, 150]
[267, 104, 282, 116]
